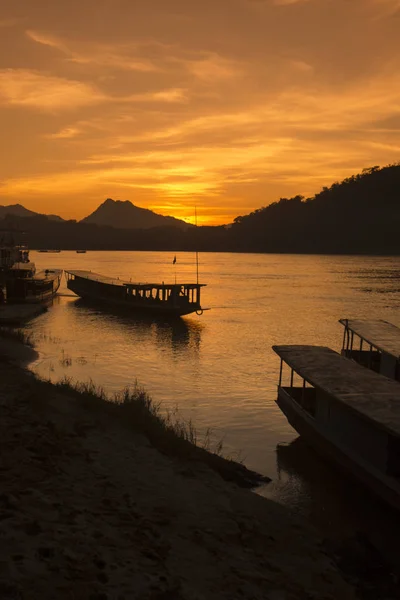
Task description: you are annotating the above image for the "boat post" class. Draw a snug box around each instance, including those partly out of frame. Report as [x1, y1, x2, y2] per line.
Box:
[195, 206, 199, 286]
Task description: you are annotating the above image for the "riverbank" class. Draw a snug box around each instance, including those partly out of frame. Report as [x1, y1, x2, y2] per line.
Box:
[0, 336, 358, 599]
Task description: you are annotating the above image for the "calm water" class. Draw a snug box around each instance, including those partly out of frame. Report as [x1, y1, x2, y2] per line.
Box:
[25, 251, 400, 541]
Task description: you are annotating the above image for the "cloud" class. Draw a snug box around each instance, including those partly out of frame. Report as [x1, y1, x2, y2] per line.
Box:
[0, 69, 106, 111]
[184, 54, 242, 81]
[274, 0, 312, 4]
[130, 88, 189, 103]
[26, 30, 161, 73]
[45, 127, 81, 139]
[369, 0, 400, 17]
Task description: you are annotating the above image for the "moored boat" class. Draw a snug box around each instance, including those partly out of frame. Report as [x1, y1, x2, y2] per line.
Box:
[65, 270, 206, 317]
[5, 265, 62, 304]
[273, 344, 400, 510]
[1, 234, 62, 304]
[339, 318, 400, 381]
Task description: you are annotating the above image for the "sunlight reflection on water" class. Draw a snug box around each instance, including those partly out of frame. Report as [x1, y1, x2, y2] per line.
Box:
[26, 251, 400, 535]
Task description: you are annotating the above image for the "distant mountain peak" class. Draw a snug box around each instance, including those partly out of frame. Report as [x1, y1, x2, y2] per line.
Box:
[0, 203, 63, 221]
[81, 198, 192, 231]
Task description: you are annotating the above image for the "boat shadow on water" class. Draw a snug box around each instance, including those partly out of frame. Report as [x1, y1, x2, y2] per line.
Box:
[69, 297, 203, 352]
[275, 437, 400, 593]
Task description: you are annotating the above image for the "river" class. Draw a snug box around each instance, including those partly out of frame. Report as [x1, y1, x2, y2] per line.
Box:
[25, 251, 400, 552]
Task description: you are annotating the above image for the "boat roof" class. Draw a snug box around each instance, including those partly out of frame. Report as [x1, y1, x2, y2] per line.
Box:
[273, 345, 400, 437]
[339, 319, 400, 359]
[10, 262, 35, 271]
[66, 270, 206, 289]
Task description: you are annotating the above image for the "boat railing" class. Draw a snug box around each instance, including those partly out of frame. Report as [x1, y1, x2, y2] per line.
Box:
[340, 319, 400, 380]
[278, 358, 317, 417]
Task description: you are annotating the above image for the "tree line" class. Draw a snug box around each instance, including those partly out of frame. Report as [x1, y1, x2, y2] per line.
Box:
[1, 164, 399, 254]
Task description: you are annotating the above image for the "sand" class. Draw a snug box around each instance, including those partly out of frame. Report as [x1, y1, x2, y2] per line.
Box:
[0, 341, 357, 599]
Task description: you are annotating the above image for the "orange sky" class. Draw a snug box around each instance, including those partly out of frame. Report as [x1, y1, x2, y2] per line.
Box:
[0, 0, 399, 225]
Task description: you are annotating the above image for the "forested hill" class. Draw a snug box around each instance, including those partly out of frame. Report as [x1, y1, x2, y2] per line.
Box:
[230, 164, 400, 254]
[1, 164, 399, 254]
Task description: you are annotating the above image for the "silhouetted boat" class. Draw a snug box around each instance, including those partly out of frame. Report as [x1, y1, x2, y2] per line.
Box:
[273, 344, 400, 510]
[1, 235, 62, 304]
[38, 249, 61, 253]
[65, 270, 206, 317]
[340, 318, 400, 381]
[76, 250, 87, 253]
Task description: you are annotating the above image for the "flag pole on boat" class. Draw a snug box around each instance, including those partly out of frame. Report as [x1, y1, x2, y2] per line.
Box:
[173, 254, 177, 284]
[195, 206, 199, 285]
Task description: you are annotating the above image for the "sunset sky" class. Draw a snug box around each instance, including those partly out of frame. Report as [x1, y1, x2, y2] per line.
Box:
[0, 0, 399, 225]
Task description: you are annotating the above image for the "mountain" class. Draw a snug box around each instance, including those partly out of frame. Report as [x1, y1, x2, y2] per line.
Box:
[0, 203, 63, 221]
[81, 199, 192, 230]
[1, 164, 399, 253]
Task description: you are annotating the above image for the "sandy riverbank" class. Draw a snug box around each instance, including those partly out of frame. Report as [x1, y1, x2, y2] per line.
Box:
[0, 336, 358, 599]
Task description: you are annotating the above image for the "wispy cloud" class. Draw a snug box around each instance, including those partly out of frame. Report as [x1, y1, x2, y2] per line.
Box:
[0, 0, 398, 224]
[45, 127, 81, 139]
[26, 30, 161, 73]
[0, 69, 106, 111]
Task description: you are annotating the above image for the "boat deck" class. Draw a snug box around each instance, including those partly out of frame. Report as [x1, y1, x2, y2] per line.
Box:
[33, 269, 63, 282]
[339, 319, 400, 358]
[273, 345, 400, 437]
[67, 270, 206, 289]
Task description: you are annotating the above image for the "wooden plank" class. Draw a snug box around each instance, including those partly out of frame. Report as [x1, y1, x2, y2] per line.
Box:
[339, 319, 400, 359]
[273, 345, 400, 437]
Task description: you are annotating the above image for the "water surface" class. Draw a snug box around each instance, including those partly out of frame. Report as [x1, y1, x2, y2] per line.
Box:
[26, 251, 400, 541]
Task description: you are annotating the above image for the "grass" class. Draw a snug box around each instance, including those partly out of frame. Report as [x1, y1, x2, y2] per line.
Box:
[53, 376, 269, 488]
[0, 328, 269, 488]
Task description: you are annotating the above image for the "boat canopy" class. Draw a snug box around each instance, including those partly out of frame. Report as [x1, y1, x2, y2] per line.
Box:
[339, 319, 400, 359]
[66, 270, 206, 289]
[273, 345, 400, 437]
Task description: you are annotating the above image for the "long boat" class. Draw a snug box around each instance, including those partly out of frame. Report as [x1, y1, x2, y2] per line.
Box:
[65, 270, 206, 317]
[339, 318, 400, 381]
[273, 344, 400, 510]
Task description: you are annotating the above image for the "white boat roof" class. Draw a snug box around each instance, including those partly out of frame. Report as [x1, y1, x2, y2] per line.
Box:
[66, 270, 205, 289]
[273, 345, 400, 437]
[339, 319, 400, 359]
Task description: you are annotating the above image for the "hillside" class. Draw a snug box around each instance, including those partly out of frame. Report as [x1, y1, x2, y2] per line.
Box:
[81, 198, 192, 231]
[0, 203, 63, 222]
[230, 164, 400, 254]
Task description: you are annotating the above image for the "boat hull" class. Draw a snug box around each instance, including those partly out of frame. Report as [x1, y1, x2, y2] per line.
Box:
[5, 269, 62, 304]
[67, 278, 202, 317]
[277, 387, 400, 511]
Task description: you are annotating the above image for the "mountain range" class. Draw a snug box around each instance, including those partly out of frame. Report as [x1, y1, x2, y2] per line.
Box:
[1, 163, 399, 254]
[0, 199, 192, 230]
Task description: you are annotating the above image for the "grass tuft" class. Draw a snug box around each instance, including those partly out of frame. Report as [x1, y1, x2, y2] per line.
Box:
[52, 376, 269, 488]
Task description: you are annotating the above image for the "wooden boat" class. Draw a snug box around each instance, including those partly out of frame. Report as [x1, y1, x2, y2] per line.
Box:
[65, 270, 206, 317]
[273, 344, 400, 510]
[5, 263, 62, 304]
[339, 319, 400, 381]
[1, 235, 62, 304]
